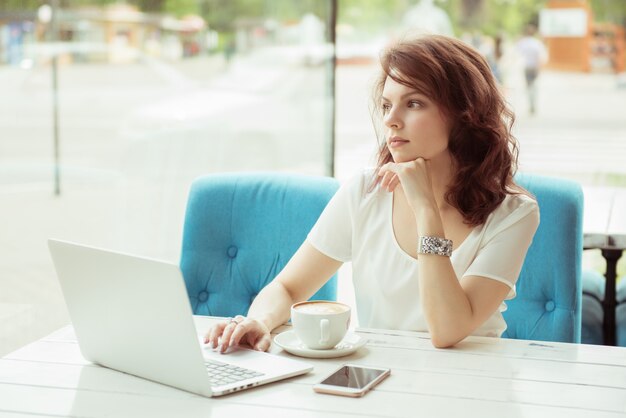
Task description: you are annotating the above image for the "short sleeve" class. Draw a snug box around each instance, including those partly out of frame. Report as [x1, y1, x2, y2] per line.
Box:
[306, 172, 366, 262]
[463, 195, 540, 299]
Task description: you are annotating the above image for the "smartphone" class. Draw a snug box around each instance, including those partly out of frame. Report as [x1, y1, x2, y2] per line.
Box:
[313, 364, 391, 397]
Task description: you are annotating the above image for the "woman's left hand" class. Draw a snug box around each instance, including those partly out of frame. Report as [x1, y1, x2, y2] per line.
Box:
[378, 157, 437, 213]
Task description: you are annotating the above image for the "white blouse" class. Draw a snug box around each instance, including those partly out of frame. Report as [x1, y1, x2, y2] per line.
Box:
[307, 169, 540, 337]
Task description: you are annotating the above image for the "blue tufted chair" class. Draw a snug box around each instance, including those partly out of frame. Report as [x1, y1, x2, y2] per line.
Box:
[502, 174, 583, 343]
[617, 277, 626, 346]
[580, 269, 605, 345]
[180, 172, 340, 317]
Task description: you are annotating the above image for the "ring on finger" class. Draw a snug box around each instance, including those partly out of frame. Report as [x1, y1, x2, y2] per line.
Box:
[228, 315, 244, 326]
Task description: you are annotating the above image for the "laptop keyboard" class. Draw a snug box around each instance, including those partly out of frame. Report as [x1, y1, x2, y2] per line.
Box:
[205, 359, 264, 387]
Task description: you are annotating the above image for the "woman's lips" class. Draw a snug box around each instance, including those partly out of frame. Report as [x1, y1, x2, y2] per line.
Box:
[389, 136, 410, 148]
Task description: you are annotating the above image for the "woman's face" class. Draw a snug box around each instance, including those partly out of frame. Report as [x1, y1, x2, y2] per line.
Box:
[381, 75, 451, 164]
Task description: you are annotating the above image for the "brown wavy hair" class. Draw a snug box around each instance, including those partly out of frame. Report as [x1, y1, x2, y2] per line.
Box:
[371, 35, 522, 226]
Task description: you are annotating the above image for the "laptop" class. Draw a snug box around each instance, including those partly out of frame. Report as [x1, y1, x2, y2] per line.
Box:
[48, 239, 313, 397]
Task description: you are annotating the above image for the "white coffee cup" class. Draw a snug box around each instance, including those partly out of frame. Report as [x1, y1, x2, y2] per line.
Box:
[291, 301, 351, 350]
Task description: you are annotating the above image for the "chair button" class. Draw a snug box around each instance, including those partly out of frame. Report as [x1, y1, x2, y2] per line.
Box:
[198, 290, 209, 302]
[227, 246, 238, 258]
[544, 300, 556, 312]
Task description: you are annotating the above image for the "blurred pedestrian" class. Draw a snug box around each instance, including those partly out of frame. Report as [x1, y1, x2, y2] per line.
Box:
[475, 34, 501, 84]
[492, 34, 504, 84]
[516, 24, 548, 114]
[224, 39, 236, 66]
[401, 0, 454, 37]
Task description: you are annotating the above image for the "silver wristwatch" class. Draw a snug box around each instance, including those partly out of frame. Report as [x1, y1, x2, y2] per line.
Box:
[417, 236, 453, 257]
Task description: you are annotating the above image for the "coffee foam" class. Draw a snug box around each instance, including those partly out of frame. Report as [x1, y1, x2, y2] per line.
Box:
[294, 302, 349, 315]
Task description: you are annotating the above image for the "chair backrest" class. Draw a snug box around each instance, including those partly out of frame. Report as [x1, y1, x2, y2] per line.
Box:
[502, 173, 583, 343]
[617, 278, 626, 346]
[180, 172, 340, 317]
[580, 269, 605, 345]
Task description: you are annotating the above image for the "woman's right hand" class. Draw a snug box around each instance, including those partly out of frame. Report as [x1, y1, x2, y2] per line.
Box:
[203, 315, 272, 353]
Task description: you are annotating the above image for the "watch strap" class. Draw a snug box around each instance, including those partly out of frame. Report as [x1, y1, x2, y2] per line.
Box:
[417, 236, 453, 257]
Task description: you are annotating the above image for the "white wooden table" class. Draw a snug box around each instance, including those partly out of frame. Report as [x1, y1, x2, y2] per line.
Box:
[1, 316, 625, 417]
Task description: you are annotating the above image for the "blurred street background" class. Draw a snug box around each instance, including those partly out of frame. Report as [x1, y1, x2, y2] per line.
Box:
[1, 0, 626, 354]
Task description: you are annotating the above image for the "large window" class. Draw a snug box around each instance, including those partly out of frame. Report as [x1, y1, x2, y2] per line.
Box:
[3, 0, 626, 353]
[0, 1, 337, 355]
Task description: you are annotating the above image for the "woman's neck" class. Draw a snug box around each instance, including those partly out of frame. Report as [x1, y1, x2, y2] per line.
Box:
[427, 152, 455, 209]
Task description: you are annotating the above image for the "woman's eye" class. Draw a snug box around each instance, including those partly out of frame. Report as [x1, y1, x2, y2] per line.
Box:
[381, 103, 391, 112]
[408, 100, 422, 108]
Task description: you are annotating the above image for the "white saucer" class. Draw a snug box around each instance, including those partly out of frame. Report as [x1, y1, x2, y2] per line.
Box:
[273, 330, 366, 359]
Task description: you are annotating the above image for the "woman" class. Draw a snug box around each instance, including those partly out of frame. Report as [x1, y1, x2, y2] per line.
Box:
[205, 35, 539, 350]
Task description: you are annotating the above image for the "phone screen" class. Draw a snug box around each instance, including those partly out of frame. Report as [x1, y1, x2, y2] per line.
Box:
[320, 365, 387, 389]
